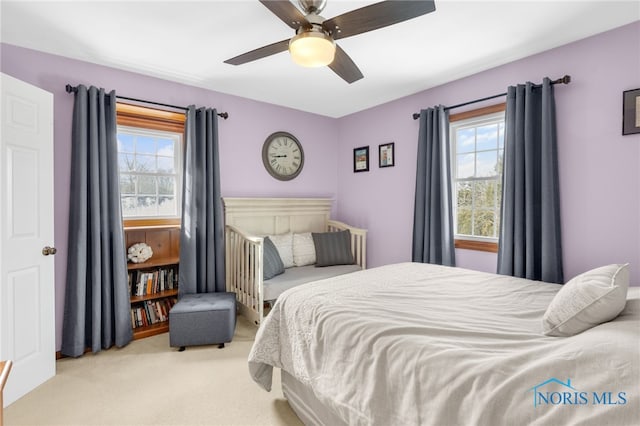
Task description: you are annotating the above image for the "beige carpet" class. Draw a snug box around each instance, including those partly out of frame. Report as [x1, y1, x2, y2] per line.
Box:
[4, 316, 303, 426]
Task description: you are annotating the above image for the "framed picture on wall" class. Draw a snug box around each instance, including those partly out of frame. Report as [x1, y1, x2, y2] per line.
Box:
[623, 88, 640, 135]
[353, 146, 369, 172]
[379, 142, 395, 167]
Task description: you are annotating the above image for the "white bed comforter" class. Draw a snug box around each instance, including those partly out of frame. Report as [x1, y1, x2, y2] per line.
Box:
[248, 262, 640, 426]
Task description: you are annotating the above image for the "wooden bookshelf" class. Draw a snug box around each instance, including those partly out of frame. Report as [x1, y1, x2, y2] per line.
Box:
[125, 224, 180, 340]
[131, 322, 173, 340]
[127, 257, 179, 270]
[130, 288, 178, 304]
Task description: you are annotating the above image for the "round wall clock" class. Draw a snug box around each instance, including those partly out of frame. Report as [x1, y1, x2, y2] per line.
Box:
[262, 131, 305, 181]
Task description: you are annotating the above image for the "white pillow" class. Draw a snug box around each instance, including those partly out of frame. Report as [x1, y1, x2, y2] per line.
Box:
[293, 232, 316, 266]
[267, 233, 294, 268]
[542, 264, 629, 337]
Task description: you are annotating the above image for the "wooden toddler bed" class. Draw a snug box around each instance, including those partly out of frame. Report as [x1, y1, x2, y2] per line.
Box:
[223, 198, 367, 325]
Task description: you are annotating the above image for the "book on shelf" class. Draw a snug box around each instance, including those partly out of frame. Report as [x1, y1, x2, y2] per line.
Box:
[128, 265, 179, 297]
[145, 301, 157, 324]
[130, 297, 178, 329]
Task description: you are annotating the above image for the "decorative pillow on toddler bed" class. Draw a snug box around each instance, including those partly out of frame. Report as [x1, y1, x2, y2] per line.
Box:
[293, 232, 316, 266]
[263, 237, 285, 280]
[542, 263, 629, 337]
[312, 230, 354, 267]
[268, 233, 294, 268]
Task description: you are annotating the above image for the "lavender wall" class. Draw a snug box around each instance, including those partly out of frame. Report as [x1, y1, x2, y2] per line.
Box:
[1, 43, 339, 350]
[2, 22, 639, 351]
[336, 22, 640, 285]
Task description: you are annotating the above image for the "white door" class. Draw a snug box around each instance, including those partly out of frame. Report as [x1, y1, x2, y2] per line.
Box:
[0, 73, 55, 406]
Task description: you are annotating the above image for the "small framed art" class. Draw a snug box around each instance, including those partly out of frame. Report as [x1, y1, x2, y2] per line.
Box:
[353, 146, 369, 172]
[379, 142, 395, 168]
[623, 88, 640, 135]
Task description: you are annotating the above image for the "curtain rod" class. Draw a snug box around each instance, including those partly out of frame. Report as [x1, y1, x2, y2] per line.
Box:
[65, 84, 229, 120]
[411, 75, 571, 120]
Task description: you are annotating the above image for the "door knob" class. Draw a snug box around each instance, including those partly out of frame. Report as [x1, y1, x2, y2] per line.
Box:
[42, 246, 57, 256]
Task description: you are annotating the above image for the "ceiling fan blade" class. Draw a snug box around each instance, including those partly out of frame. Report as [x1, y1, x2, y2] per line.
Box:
[328, 45, 363, 84]
[259, 0, 309, 29]
[224, 39, 290, 65]
[323, 0, 436, 40]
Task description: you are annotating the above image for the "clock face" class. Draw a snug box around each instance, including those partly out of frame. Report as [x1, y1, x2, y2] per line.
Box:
[262, 132, 304, 181]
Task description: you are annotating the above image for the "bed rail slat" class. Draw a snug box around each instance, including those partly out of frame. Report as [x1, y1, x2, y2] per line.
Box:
[224, 200, 367, 326]
[224, 225, 263, 325]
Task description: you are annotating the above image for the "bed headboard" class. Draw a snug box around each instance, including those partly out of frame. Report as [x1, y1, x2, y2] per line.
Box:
[222, 197, 333, 235]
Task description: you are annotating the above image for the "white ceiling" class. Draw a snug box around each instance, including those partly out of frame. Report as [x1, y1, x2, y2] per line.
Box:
[1, 1, 638, 118]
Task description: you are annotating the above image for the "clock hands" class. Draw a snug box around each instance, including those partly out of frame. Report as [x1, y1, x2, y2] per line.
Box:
[262, 131, 304, 181]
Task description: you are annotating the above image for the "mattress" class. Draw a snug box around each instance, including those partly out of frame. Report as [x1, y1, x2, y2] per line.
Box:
[249, 262, 639, 426]
[263, 264, 361, 301]
[281, 370, 348, 426]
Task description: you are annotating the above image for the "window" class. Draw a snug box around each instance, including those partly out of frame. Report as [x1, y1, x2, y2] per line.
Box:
[450, 104, 505, 252]
[116, 103, 185, 226]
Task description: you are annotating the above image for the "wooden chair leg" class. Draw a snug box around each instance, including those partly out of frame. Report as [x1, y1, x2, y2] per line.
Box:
[1, 360, 14, 426]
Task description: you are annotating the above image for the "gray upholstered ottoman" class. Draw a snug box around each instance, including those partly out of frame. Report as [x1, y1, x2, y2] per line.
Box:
[169, 292, 236, 350]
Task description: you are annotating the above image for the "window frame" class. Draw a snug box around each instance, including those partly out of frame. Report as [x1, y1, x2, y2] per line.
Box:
[450, 103, 506, 253]
[116, 103, 185, 228]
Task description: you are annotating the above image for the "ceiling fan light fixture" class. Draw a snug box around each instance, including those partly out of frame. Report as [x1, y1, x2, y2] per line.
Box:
[289, 30, 336, 68]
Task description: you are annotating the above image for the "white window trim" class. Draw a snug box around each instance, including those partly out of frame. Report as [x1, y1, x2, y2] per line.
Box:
[450, 110, 505, 243]
[117, 125, 183, 220]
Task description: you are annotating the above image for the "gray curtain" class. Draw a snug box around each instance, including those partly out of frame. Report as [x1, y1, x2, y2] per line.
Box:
[412, 106, 456, 266]
[179, 106, 225, 295]
[497, 78, 564, 283]
[61, 86, 132, 357]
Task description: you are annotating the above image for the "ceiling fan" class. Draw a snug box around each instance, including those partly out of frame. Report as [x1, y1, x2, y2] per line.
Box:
[224, 0, 436, 84]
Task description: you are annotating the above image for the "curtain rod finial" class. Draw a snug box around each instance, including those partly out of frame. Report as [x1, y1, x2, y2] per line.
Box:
[553, 75, 571, 85]
[412, 113, 420, 120]
[218, 112, 229, 120]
